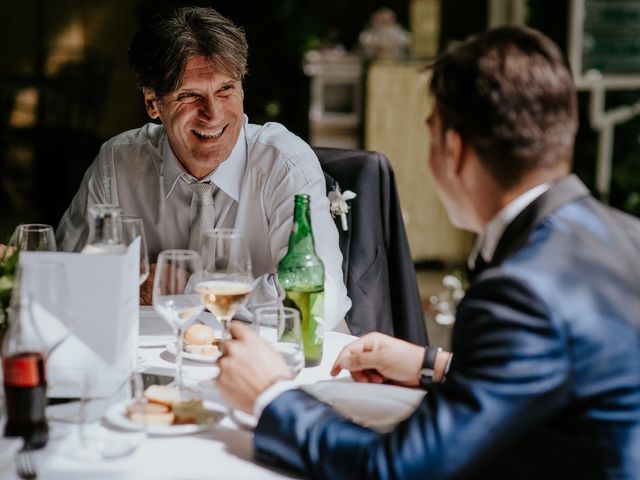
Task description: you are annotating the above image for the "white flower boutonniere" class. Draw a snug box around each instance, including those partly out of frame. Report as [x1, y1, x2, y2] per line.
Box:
[328, 183, 357, 231]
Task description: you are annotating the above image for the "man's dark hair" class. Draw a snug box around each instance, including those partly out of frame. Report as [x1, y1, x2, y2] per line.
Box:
[429, 26, 578, 188]
[128, 6, 248, 97]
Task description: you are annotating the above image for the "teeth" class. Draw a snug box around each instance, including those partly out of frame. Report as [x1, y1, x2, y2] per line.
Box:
[193, 127, 224, 139]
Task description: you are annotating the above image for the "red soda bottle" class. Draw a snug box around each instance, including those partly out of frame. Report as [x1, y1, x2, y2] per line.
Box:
[1, 270, 49, 449]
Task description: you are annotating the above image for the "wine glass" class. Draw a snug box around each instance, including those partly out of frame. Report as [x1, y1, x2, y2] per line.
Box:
[119, 215, 150, 285]
[254, 306, 304, 376]
[9, 224, 57, 251]
[10, 261, 73, 356]
[198, 229, 253, 340]
[152, 250, 204, 389]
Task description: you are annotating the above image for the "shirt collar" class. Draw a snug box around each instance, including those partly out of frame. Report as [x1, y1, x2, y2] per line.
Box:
[161, 117, 248, 200]
[468, 182, 551, 270]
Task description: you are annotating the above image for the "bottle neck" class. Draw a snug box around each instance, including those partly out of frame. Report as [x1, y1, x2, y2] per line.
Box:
[287, 199, 316, 254]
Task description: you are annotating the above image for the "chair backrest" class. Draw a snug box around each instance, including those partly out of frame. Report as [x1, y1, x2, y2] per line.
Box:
[313, 147, 428, 345]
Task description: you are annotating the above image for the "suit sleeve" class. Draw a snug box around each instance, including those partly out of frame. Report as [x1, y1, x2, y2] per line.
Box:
[254, 272, 571, 479]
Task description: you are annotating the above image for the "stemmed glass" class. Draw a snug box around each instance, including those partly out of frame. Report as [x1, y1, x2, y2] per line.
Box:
[9, 224, 57, 251]
[10, 261, 73, 357]
[119, 215, 150, 285]
[152, 250, 204, 389]
[198, 229, 253, 340]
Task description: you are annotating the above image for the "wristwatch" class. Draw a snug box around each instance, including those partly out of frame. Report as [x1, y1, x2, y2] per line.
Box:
[419, 346, 442, 388]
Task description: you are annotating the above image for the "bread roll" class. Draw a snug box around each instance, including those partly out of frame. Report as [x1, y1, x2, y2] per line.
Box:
[183, 324, 219, 356]
[184, 343, 219, 355]
[144, 385, 182, 407]
[126, 400, 175, 425]
[129, 411, 175, 426]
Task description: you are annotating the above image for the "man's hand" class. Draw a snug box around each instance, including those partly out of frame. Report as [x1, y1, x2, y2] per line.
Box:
[216, 323, 291, 414]
[330, 332, 425, 387]
[140, 262, 156, 305]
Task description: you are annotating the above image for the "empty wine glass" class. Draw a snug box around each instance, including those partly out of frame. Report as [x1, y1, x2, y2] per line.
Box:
[152, 250, 204, 390]
[61, 369, 147, 461]
[10, 261, 73, 356]
[119, 215, 150, 285]
[254, 306, 304, 376]
[9, 224, 57, 251]
[198, 229, 253, 340]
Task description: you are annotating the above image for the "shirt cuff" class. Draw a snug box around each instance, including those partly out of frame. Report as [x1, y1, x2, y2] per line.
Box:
[253, 380, 298, 418]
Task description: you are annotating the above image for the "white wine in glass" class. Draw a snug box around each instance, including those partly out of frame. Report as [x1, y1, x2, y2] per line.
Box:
[198, 229, 253, 340]
[152, 250, 204, 389]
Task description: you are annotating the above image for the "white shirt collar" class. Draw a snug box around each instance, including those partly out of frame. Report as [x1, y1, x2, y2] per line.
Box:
[161, 116, 248, 201]
[468, 182, 551, 270]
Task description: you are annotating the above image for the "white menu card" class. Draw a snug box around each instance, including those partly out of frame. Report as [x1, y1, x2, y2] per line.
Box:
[19, 240, 139, 398]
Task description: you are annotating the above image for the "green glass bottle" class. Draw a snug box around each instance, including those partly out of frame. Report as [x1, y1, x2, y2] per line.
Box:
[277, 194, 324, 367]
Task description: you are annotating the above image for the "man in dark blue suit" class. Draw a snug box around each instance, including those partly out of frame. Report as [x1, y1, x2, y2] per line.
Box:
[217, 26, 640, 479]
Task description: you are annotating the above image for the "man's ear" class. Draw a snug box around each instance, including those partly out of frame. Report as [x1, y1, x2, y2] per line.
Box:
[444, 129, 465, 176]
[142, 88, 160, 119]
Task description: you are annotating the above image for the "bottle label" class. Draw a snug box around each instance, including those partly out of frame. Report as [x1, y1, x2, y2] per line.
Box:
[2, 355, 44, 387]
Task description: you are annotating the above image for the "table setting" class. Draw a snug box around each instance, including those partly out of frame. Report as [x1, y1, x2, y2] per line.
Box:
[0, 216, 426, 480]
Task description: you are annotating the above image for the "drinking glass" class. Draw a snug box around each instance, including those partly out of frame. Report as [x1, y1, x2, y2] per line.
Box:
[119, 215, 150, 285]
[10, 261, 73, 356]
[254, 306, 304, 376]
[82, 204, 125, 254]
[61, 370, 147, 461]
[9, 224, 56, 251]
[198, 229, 253, 340]
[152, 250, 204, 389]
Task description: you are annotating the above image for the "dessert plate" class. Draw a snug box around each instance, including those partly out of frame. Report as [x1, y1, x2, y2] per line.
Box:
[105, 400, 225, 436]
[165, 342, 222, 364]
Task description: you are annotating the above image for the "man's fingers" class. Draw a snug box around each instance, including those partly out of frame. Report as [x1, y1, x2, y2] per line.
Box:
[229, 322, 251, 340]
[344, 350, 382, 372]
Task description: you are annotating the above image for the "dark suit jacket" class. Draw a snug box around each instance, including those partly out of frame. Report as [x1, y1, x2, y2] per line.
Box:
[313, 147, 428, 345]
[254, 175, 640, 479]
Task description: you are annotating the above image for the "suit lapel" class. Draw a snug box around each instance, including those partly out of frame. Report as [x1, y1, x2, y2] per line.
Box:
[474, 174, 591, 277]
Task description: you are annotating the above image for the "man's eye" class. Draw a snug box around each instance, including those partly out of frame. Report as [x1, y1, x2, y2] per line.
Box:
[219, 85, 235, 96]
[177, 93, 199, 103]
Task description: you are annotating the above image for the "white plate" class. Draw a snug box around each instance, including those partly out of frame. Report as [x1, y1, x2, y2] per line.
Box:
[302, 379, 426, 433]
[165, 342, 222, 363]
[105, 400, 225, 436]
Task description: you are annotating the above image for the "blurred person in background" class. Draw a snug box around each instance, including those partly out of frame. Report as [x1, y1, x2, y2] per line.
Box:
[55, 6, 350, 328]
[216, 25, 640, 479]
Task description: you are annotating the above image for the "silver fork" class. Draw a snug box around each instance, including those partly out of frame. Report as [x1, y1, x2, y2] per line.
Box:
[15, 447, 37, 480]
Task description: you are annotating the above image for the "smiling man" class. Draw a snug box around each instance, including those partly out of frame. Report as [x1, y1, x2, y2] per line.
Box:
[56, 6, 350, 328]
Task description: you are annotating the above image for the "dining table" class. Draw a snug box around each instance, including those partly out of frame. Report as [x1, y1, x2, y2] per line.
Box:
[0, 322, 358, 480]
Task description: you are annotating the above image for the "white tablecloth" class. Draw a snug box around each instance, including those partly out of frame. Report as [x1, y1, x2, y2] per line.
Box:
[0, 331, 356, 480]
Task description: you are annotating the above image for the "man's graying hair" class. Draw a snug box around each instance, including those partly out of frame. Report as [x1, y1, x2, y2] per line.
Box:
[128, 6, 248, 97]
[429, 26, 578, 188]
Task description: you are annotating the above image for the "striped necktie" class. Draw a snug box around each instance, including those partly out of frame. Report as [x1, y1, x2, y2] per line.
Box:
[188, 182, 215, 253]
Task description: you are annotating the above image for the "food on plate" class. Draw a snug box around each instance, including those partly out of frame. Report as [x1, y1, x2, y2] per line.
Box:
[126, 401, 175, 425]
[143, 384, 182, 407]
[127, 385, 209, 426]
[172, 398, 208, 424]
[183, 324, 219, 355]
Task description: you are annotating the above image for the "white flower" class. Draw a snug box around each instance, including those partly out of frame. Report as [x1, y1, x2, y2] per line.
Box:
[328, 184, 357, 231]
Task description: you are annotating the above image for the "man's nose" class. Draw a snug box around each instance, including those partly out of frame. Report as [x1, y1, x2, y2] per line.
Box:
[198, 96, 222, 120]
